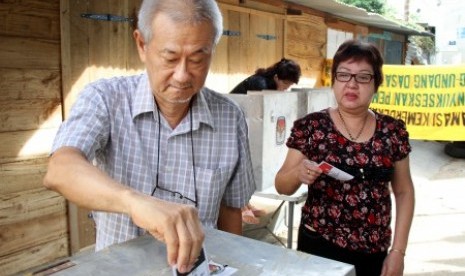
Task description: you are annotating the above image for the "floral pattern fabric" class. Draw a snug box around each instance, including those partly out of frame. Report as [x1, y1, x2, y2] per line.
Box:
[287, 109, 411, 253]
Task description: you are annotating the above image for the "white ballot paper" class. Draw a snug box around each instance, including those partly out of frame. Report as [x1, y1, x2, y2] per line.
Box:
[318, 161, 354, 181]
[172, 248, 237, 276]
[173, 248, 209, 276]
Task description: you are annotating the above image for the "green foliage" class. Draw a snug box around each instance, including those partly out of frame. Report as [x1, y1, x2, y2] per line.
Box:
[339, 0, 436, 61]
[339, 0, 385, 14]
[411, 36, 437, 56]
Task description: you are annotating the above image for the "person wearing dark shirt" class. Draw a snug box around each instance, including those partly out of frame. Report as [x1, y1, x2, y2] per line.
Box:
[230, 58, 301, 94]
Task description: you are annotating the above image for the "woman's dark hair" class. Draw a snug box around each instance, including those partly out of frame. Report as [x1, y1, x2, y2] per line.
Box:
[331, 39, 384, 92]
[255, 58, 301, 84]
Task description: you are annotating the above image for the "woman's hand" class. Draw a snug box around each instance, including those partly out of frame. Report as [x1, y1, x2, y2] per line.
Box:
[299, 159, 323, 185]
[381, 250, 405, 276]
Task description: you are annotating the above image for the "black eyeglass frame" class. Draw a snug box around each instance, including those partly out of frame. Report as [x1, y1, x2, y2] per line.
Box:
[150, 102, 198, 208]
[335, 72, 374, 83]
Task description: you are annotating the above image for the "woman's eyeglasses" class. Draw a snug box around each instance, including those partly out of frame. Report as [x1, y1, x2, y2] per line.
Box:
[335, 72, 374, 83]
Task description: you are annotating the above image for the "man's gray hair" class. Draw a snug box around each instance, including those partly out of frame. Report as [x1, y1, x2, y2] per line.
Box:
[137, 0, 223, 45]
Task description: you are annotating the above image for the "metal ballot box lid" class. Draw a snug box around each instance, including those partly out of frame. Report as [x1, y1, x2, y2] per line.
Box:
[50, 227, 355, 276]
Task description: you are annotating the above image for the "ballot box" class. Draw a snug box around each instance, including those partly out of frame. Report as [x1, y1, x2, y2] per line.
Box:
[226, 89, 336, 192]
[226, 91, 307, 191]
[292, 87, 337, 113]
[32, 228, 355, 275]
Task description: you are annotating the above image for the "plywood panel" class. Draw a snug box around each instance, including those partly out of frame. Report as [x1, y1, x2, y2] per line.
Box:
[0, 187, 66, 226]
[249, 14, 283, 73]
[226, 11, 250, 91]
[206, 6, 229, 94]
[0, 36, 60, 69]
[61, 0, 90, 118]
[0, 69, 61, 101]
[0, 99, 62, 132]
[285, 15, 326, 88]
[0, 237, 68, 276]
[286, 20, 326, 45]
[127, 0, 144, 71]
[0, 1, 60, 39]
[0, 128, 57, 162]
[0, 211, 67, 255]
[0, 157, 49, 194]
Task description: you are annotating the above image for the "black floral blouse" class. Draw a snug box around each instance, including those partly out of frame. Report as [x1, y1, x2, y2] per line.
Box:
[287, 108, 411, 253]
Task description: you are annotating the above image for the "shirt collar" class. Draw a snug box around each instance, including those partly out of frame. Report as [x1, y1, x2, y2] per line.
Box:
[132, 72, 215, 130]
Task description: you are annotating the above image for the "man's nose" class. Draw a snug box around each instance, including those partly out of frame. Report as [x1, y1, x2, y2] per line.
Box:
[173, 60, 190, 83]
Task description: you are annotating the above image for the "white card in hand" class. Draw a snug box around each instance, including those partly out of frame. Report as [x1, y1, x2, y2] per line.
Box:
[318, 161, 354, 181]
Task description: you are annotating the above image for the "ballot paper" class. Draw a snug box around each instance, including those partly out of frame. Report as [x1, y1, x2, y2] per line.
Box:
[172, 248, 209, 276]
[172, 248, 237, 276]
[318, 161, 354, 181]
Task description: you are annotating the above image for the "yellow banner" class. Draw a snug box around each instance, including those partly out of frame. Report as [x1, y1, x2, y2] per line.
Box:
[370, 65, 465, 141]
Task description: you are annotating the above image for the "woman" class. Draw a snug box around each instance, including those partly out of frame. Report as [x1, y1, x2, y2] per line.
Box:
[230, 58, 301, 94]
[232, 58, 301, 224]
[275, 40, 415, 276]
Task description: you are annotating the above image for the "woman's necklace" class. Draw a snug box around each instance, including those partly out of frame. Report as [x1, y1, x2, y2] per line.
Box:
[337, 108, 369, 141]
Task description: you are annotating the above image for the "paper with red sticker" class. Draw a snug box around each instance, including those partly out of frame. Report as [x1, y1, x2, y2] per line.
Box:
[318, 161, 354, 181]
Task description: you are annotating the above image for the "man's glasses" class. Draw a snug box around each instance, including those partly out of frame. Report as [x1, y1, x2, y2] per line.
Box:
[335, 72, 374, 83]
[150, 103, 198, 208]
[152, 183, 197, 206]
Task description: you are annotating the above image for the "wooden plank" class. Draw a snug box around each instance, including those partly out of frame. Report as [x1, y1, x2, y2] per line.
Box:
[0, 210, 67, 255]
[218, 2, 285, 19]
[0, 36, 60, 69]
[226, 10, 250, 91]
[0, 2, 60, 39]
[0, 157, 49, 194]
[0, 69, 61, 101]
[0, 128, 57, 163]
[127, 0, 144, 72]
[206, 6, 230, 93]
[68, 203, 96, 254]
[60, 0, 90, 118]
[0, 187, 66, 226]
[326, 16, 355, 33]
[286, 20, 326, 45]
[0, 99, 62, 132]
[0, 0, 59, 10]
[286, 39, 325, 59]
[0, 236, 68, 276]
[249, 14, 282, 72]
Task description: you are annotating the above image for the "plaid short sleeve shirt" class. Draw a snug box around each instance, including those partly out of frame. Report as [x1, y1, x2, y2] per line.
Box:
[52, 73, 256, 250]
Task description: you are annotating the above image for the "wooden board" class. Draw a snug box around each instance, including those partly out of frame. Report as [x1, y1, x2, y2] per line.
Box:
[0, 68, 61, 101]
[0, 187, 66, 226]
[0, 157, 49, 194]
[0, 1, 60, 39]
[0, 236, 68, 276]
[0, 99, 62, 132]
[0, 36, 60, 69]
[0, 210, 67, 255]
[0, 128, 57, 163]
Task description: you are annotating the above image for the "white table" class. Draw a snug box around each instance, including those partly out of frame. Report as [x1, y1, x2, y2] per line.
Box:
[253, 185, 308, 248]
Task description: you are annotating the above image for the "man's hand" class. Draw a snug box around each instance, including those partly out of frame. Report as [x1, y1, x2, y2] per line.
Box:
[127, 192, 205, 274]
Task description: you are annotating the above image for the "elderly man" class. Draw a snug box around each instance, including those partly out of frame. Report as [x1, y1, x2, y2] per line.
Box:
[43, 0, 255, 273]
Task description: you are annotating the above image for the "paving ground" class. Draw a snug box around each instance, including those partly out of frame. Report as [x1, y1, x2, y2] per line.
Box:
[243, 140, 465, 276]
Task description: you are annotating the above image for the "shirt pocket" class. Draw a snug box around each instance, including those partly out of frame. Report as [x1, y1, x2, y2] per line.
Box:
[193, 166, 232, 222]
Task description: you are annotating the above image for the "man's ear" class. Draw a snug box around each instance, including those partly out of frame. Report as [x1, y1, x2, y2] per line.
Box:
[133, 29, 146, 62]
